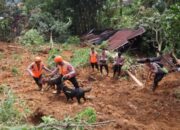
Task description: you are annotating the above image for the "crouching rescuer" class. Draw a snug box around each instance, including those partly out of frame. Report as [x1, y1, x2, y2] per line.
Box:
[49, 56, 80, 94]
[27, 57, 52, 91]
[146, 59, 168, 92]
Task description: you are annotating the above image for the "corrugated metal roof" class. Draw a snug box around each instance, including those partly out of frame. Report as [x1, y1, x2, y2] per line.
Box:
[108, 27, 145, 50]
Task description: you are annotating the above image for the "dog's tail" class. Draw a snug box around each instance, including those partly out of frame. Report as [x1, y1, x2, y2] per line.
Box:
[83, 87, 92, 93]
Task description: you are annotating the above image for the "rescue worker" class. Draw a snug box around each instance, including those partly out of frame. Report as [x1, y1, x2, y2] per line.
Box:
[89, 47, 99, 71]
[27, 56, 52, 91]
[99, 48, 109, 76]
[113, 52, 125, 78]
[50, 56, 79, 94]
[145, 59, 168, 92]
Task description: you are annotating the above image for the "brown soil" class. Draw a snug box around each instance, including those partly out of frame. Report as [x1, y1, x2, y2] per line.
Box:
[0, 42, 180, 130]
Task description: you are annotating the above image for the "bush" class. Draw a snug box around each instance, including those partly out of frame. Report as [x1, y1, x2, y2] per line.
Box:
[75, 107, 96, 124]
[19, 29, 44, 45]
[66, 36, 80, 44]
[122, 53, 136, 71]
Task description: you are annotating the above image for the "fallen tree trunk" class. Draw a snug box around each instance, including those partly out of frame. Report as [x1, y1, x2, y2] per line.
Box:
[8, 45, 24, 49]
[126, 70, 144, 88]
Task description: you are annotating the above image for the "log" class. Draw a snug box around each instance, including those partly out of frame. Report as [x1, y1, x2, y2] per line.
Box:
[126, 70, 144, 88]
[8, 45, 24, 49]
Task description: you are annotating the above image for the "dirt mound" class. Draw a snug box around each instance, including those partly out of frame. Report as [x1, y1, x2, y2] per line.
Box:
[0, 42, 180, 130]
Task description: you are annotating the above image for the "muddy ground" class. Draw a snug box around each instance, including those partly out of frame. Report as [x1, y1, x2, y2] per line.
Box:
[0, 42, 180, 130]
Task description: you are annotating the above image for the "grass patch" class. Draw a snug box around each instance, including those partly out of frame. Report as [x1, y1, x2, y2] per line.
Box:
[71, 48, 89, 68]
[11, 67, 20, 76]
[174, 88, 180, 99]
[0, 85, 29, 127]
[12, 54, 22, 61]
[0, 52, 4, 60]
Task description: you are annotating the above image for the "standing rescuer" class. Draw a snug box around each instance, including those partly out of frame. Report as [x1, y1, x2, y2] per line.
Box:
[99, 48, 109, 76]
[145, 59, 168, 92]
[89, 47, 99, 71]
[27, 56, 52, 91]
[50, 56, 79, 94]
[113, 52, 125, 78]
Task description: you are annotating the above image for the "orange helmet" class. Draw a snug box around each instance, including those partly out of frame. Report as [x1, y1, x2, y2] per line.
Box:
[35, 56, 41, 62]
[54, 56, 63, 63]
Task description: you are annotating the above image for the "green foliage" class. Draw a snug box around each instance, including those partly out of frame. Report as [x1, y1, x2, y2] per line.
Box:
[0, 86, 27, 126]
[36, 107, 96, 130]
[75, 107, 96, 124]
[11, 67, 20, 76]
[71, 48, 89, 68]
[19, 29, 44, 45]
[0, 52, 4, 60]
[162, 3, 180, 57]
[174, 88, 180, 99]
[13, 54, 22, 61]
[41, 116, 57, 124]
[0, 84, 6, 94]
[66, 36, 80, 44]
[0, 18, 12, 41]
[122, 53, 136, 71]
[62, 43, 72, 51]
[47, 48, 61, 67]
[29, 11, 71, 42]
[99, 41, 108, 50]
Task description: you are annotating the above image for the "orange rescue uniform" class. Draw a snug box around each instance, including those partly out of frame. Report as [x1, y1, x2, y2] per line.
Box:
[90, 52, 98, 63]
[32, 63, 43, 78]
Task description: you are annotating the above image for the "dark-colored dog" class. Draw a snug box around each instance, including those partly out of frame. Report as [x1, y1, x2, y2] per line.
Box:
[42, 77, 57, 91]
[62, 86, 92, 103]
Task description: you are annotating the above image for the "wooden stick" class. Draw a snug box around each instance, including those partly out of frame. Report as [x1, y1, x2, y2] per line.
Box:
[126, 70, 144, 88]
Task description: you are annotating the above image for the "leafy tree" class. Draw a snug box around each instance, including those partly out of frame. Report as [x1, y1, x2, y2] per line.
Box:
[138, 12, 166, 56]
[29, 11, 71, 47]
[0, 17, 12, 41]
[162, 3, 180, 57]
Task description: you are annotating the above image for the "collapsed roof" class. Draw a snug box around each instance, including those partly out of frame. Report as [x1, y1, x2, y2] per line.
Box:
[108, 27, 145, 50]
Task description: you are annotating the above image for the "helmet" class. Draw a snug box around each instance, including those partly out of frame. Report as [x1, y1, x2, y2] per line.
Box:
[54, 56, 63, 63]
[35, 56, 41, 62]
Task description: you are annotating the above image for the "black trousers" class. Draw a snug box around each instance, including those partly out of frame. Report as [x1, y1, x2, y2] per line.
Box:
[52, 76, 79, 93]
[33, 75, 42, 89]
[100, 64, 109, 75]
[113, 65, 122, 77]
[68, 76, 79, 89]
[152, 72, 165, 91]
[91, 62, 99, 70]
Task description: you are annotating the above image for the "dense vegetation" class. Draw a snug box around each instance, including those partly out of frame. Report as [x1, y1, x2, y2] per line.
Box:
[0, 0, 179, 56]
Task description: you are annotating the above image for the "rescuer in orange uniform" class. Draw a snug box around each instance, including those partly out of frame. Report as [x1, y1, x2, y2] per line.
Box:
[27, 57, 52, 91]
[49, 56, 79, 94]
[89, 47, 99, 71]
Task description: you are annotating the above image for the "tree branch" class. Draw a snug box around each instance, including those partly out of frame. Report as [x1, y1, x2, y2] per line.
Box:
[36, 120, 116, 129]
